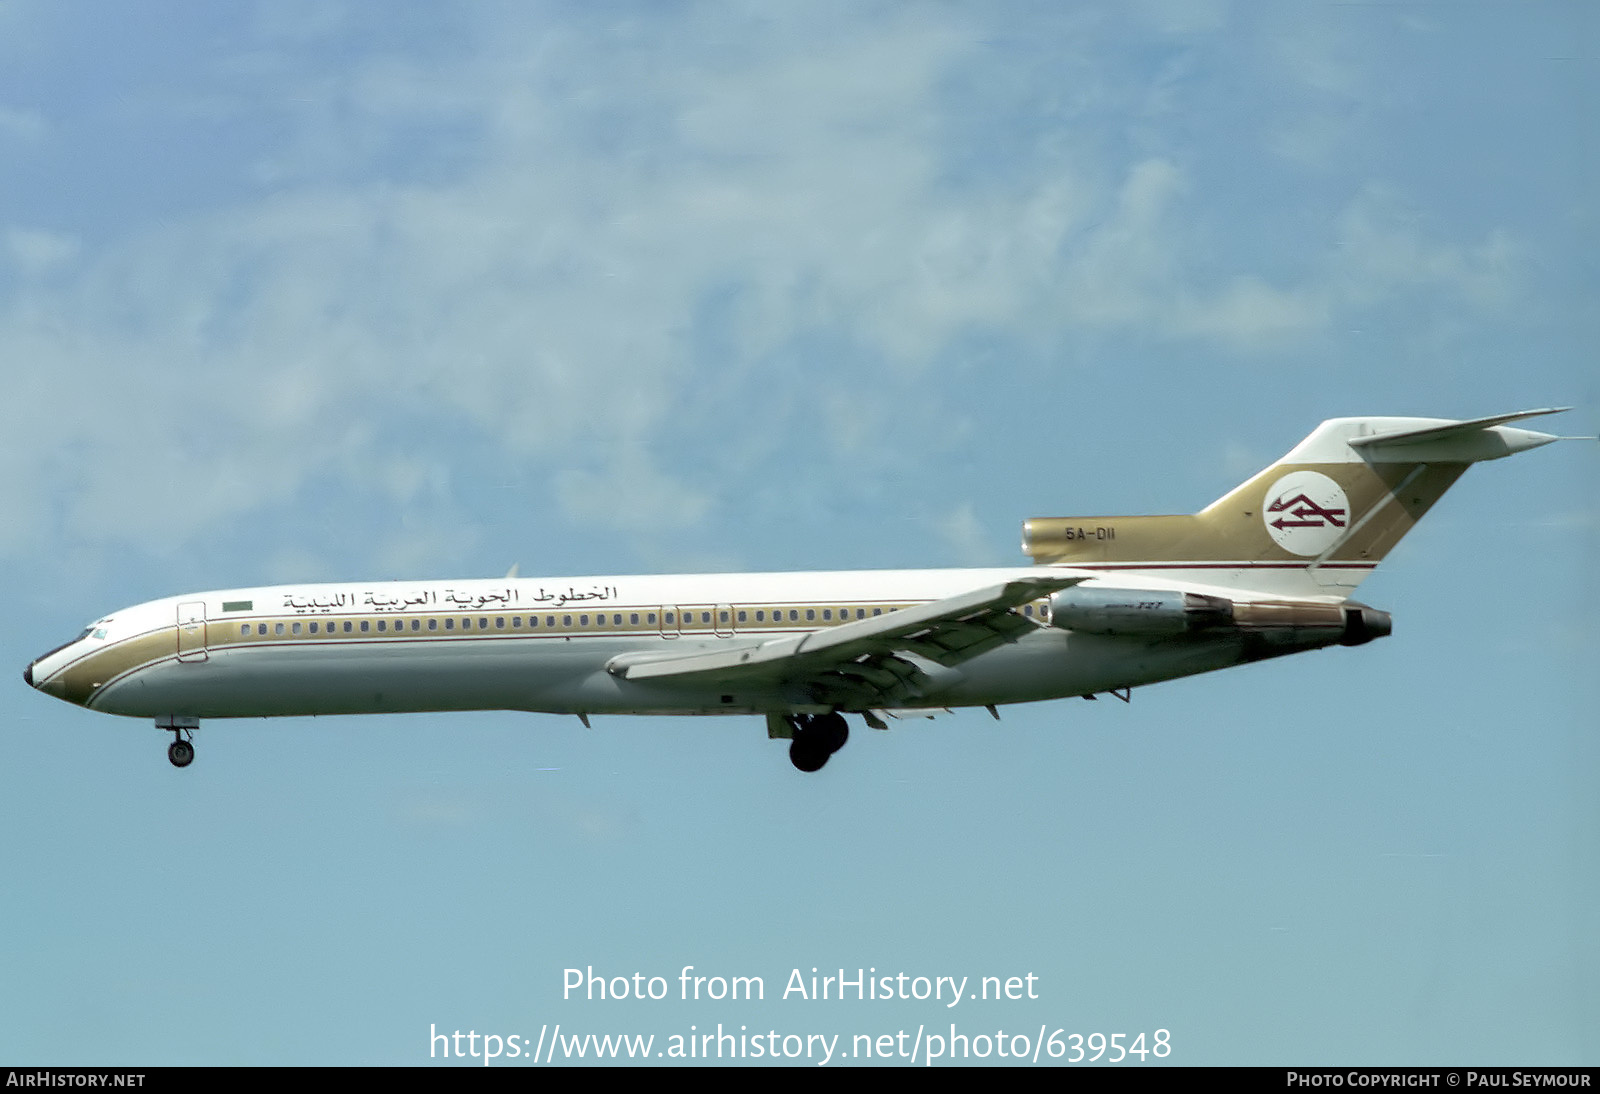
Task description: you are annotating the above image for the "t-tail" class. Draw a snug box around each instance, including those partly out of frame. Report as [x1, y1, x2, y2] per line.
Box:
[1023, 408, 1572, 601]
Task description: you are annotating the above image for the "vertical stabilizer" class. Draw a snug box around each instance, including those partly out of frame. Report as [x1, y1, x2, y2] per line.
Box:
[1022, 409, 1567, 598]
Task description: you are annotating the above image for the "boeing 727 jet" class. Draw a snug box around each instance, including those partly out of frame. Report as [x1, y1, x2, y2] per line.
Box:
[23, 409, 1576, 771]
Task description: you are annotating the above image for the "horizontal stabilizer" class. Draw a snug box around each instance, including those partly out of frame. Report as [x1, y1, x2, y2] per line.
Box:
[1349, 407, 1570, 453]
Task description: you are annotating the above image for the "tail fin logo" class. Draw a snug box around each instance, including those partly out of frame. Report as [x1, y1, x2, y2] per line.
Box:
[1268, 493, 1346, 528]
[1263, 471, 1351, 556]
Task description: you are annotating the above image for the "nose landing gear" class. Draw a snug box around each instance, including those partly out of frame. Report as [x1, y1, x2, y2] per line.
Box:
[157, 716, 199, 769]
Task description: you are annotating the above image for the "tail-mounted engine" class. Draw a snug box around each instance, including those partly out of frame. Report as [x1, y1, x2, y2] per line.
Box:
[1045, 586, 1391, 647]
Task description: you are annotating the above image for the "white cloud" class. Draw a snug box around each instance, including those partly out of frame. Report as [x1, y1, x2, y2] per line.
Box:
[934, 502, 997, 566]
[1329, 188, 1523, 309]
[6, 227, 78, 275]
[0, 103, 44, 141]
[0, 5, 1534, 568]
[554, 449, 713, 536]
[1173, 277, 1329, 347]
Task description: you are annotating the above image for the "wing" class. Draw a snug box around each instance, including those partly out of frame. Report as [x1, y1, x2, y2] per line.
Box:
[605, 575, 1084, 710]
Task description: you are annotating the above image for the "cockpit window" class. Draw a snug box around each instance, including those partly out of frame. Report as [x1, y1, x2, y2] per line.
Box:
[34, 627, 98, 664]
[91, 629, 108, 640]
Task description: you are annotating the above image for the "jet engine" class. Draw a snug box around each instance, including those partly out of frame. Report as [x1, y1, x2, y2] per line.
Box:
[1046, 586, 1233, 636]
[1046, 586, 1390, 647]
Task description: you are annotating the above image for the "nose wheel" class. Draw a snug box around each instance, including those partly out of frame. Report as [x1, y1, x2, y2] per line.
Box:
[156, 716, 199, 769]
[787, 713, 850, 772]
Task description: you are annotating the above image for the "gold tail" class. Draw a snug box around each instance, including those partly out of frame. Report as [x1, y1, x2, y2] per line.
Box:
[1023, 409, 1567, 597]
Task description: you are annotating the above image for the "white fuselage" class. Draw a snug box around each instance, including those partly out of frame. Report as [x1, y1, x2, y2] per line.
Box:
[25, 566, 1313, 723]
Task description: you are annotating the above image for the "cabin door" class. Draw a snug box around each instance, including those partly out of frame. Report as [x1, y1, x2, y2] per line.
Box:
[177, 602, 208, 662]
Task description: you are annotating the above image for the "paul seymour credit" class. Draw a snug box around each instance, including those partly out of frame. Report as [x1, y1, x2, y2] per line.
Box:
[1286, 1075, 1591, 1089]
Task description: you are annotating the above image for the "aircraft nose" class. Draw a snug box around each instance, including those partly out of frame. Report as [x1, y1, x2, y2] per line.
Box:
[23, 660, 33, 687]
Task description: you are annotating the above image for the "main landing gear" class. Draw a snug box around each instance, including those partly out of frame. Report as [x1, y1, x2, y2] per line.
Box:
[157, 716, 199, 769]
[787, 712, 850, 773]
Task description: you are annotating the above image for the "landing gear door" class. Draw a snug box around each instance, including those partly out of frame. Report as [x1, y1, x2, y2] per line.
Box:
[177, 601, 208, 662]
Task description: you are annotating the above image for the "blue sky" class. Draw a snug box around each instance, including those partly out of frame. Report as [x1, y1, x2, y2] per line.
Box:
[2, 1, 1595, 1066]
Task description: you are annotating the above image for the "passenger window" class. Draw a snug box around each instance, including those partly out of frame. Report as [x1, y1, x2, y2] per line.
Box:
[479, 617, 489, 629]
[563, 615, 572, 627]
[630, 613, 639, 625]
[445, 619, 455, 630]
[513, 617, 521, 628]
[428, 619, 438, 631]
[241, 624, 250, 636]
[646, 613, 657, 624]
[275, 623, 284, 635]
[873, 608, 882, 616]
[376, 620, 386, 632]
[411, 619, 421, 631]
[737, 611, 747, 622]
[343, 621, 353, 632]
[580, 615, 589, 626]
[546, 616, 556, 627]
[823, 609, 832, 621]
[360, 620, 370, 632]
[496, 617, 505, 629]
[613, 614, 622, 625]
[806, 609, 815, 621]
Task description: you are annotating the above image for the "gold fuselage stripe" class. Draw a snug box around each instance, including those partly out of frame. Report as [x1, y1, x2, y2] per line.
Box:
[46, 598, 1059, 710]
[210, 599, 962, 643]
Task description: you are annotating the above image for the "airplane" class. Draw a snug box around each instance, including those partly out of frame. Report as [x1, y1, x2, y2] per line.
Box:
[23, 408, 1580, 773]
